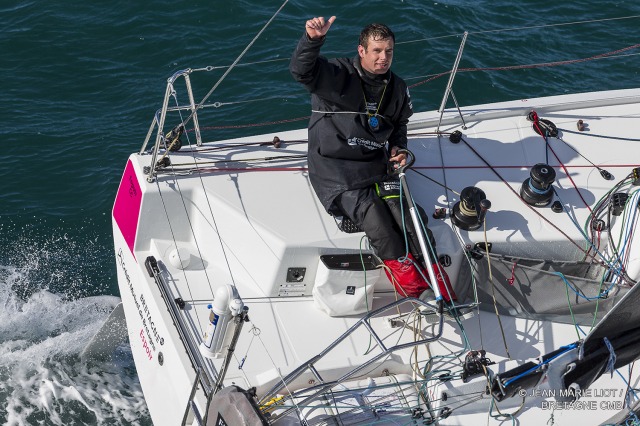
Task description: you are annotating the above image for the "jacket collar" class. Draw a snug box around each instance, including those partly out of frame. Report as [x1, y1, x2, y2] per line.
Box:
[353, 56, 390, 86]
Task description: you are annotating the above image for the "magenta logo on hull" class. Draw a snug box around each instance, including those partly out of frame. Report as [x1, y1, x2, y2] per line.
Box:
[113, 160, 142, 258]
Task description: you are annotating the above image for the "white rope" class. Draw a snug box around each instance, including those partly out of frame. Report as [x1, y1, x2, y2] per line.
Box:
[311, 109, 368, 115]
[214, 95, 297, 107]
[190, 57, 289, 73]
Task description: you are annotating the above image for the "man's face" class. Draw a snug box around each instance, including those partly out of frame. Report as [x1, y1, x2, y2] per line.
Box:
[358, 36, 394, 74]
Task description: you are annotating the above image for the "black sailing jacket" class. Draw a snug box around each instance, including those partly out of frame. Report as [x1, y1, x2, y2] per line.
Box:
[289, 33, 413, 214]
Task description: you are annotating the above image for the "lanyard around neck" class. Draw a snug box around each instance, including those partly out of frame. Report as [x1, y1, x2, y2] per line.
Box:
[362, 80, 388, 130]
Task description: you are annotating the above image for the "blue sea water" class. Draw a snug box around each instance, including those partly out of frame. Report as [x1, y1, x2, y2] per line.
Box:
[1, 0, 639, 424]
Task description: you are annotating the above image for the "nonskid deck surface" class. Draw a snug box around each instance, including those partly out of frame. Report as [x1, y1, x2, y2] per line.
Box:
[113, 89, 640, 425]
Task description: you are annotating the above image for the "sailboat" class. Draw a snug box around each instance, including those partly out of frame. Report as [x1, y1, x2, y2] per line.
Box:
[106, 11, 640, 426]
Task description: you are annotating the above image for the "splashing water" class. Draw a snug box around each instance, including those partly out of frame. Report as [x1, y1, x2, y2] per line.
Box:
[0, 222, 151, 425]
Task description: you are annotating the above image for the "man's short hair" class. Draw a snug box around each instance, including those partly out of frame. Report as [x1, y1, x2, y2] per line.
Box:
[359, 23, 395, 49]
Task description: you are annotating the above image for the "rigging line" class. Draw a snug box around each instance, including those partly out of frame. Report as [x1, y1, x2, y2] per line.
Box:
[208, 95, 299, 108]
[586, 176, 632, 260]
[183, 139, 308, 151]
[432, 394, 487, 420]
[616, 190, 640, 274]
[459, 135, 591, 257]
[417, 318, 470, 378]
[312, 109, 369, 115]
[558, 180, 636, 283]
[189, 153, 308, 164]
[397, 33, 463, 45]
[604, 177, 634, 273]
[558, 128, 640, 142]
[192, 173, 238, 289]
[460, 42, 640, 72]
[181, 0, 290, 129]
[489, 396, 526, 423]
[254, 331, 306, 422]
[574, 323, 640, 404]
[398, 15, 640, 46]
[404, 51, 640, 83]
[469, 14, 640, 36]
[358, 235, 378, 357]
[231, 351, 253, 387]
[408, 137, 482, 348]
[190, 57, 290, 73]
[154, 178, 207, 334]
[157, 92, 220, 310]
[555, 186, 625, 277]
[553, 134, 612, 175]
[409, 168, 460, 196]
[154, 154, 308, 177]
[484, 220, 511, 360]
[232, 325, 260, 385]
[188, 32, 640, 81]
[409, 131, 453, 136]
[427, 164, 486, 350]
[408, 73, 447, 89]
[557, 269, 617, 302]
[411, 315, 426, 381]
[406, 43, 640, 89]
[177, 45, 638, 134]
[467, 249, 484, 351]
[435, 131, 455, 231]
[171, 93, 240, 290]
[533, 120, 592, 213]
[265, 15, 640, 65]
[197, 115, 309, 130]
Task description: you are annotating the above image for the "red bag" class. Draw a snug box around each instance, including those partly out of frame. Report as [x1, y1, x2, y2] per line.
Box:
[383, 253, 457, 302]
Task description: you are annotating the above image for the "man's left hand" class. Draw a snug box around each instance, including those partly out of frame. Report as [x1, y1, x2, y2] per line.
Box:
[389, 146, 407, 168]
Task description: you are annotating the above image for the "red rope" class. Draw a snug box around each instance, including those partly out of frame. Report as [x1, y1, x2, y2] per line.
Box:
[459, 135, 592, 256]
[507, 261, 517, 286]
[531, 112, 593, 213]
[408, 43, 640, 89]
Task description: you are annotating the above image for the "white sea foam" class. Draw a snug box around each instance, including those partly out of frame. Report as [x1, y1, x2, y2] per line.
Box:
[0, 264, 150, 425]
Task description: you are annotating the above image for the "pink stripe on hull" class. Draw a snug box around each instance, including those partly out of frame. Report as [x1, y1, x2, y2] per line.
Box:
[113, 160, 143, 258]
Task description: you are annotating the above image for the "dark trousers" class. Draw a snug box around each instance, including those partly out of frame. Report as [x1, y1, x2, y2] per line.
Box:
[334, 186, 406, 260]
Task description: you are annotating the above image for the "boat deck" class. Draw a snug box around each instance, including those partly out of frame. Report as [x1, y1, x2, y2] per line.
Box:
[113, 88, 640, 425]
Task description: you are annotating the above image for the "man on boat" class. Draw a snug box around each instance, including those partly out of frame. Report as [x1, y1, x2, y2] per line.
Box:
[290, 16, 456, 301]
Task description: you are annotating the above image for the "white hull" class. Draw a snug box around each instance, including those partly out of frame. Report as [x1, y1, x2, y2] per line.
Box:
[113, 87, 640, 425]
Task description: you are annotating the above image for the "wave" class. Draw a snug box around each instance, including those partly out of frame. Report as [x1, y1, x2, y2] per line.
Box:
[0, 262, 150, 424]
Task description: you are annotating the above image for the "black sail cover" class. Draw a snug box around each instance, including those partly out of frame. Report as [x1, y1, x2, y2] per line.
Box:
[562, 279, 640, 392]
[491, 278, 640, 402]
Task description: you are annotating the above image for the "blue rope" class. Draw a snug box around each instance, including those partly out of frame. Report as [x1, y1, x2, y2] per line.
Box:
[624, 410, 640, 426]
[554, 271, 617, 301]
[603, 337, 617, 378]
[502, 343, 578, 388]
[528, 178, 550, 195]
[615, 190, 640, 269]
[576, 325, 640, 405]
[553, 187, 626, 281]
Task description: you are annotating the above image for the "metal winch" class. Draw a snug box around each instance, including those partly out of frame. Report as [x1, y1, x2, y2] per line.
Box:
[452, 186, 491, 231]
